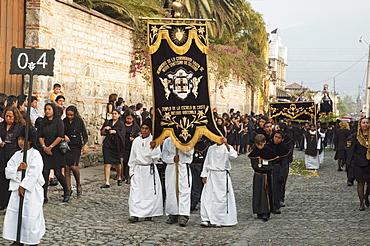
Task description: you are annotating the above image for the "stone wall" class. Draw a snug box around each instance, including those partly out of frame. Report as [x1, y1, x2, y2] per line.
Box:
[25, 0, 154, 166]
[24, 0, 255, 167]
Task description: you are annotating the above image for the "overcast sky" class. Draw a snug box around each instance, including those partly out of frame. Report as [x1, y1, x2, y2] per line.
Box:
[249, 0, 370, 99]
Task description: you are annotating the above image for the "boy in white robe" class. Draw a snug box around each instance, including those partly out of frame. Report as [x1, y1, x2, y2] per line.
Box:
[162, 137, 194, 227]
[200, 137, 238, 227]
[3, 133, 45, 245]
[128, 120, 162, 222]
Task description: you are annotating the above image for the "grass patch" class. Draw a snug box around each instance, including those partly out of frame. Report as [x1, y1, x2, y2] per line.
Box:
[289, 159, 319, 177]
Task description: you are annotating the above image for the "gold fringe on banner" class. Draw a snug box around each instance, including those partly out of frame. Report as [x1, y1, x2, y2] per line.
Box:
[153, 126, 222, 152]
[149, 29, 208, 55]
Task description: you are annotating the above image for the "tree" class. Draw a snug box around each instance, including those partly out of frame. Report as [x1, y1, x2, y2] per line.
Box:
[74, 0, 165, 27]
[180, 0, 248, 39]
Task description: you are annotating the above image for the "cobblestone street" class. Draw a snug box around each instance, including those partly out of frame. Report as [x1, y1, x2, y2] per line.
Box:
[0, 148, 368, 245]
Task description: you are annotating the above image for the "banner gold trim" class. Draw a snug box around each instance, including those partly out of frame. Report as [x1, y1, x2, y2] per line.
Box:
[149, 29, 208, 55]
[153, 126, 222, 152]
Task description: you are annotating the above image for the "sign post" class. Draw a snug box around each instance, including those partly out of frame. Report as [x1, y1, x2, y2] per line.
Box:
[10, 47, 55, 243]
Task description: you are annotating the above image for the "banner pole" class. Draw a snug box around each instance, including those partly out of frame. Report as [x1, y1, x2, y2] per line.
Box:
[175, 148, 179, 204]
[16, 70, 34, 243]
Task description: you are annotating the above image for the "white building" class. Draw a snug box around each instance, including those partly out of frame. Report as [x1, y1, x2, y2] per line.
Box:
[268, 35, 288, 101]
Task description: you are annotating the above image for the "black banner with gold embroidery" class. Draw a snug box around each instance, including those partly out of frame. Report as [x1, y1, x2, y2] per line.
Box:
[149, 23, 222, 151]
[269, 101, 316, 120]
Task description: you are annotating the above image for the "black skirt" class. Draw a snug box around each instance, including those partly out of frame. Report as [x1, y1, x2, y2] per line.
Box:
[42, 147, 66, 170]
[354, 165, 370, 182]
[103, 146, 120, 165]
[334, 150, 344, 160]
[65, 145, 82, 166]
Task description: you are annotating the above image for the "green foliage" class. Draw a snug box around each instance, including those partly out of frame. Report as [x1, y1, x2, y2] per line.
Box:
[290, 159, 319, 177]
[75, 0, 165, 27]
[181, 0, 247, 39]
[336, 96, 348, 116]
[130, 21, 151, 82]
[208, 45, 265, 88]
[211, 2, 267, 56]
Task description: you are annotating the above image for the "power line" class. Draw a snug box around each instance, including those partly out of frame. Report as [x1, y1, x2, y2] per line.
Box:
[289, 60, 366, 62]
[303, 53, 368, 84]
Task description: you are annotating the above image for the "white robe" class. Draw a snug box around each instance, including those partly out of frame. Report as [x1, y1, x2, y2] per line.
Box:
[2, 148, 45, 245]
[304, 130, 321, 170]
[318, 130, 325, 164]
[200, 144, 238, 226]
[162, 137, 194, 216]
[128, 134, 163, 217]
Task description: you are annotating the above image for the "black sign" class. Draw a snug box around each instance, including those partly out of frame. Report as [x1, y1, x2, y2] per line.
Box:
[269, 101, 316, 120]
[10, 47, 55, 75]
[150, 23, 222, 151]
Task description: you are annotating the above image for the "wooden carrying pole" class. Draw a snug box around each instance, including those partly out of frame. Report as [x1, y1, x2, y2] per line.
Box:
[175, 148, 179, 204]
[16, 71, 34, 243]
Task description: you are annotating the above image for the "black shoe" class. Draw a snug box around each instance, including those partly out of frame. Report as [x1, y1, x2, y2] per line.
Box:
[118, 180, 123, 186]
[261, 214, 269, 222]
[10, 242, 24, 246]
[166, 216, 178, 224]
[337, 168, 343, 171]
[44, 198, 48, 204]
[49, 178, 58, 186]
[63, 191, 70, 202]
[144, 217, 153, 221]
[359, 206, 365, 211]
[178, 215, 189, 227]
[280, 201, 285, 207]
[272, 209, 281, 214]
[365, 198, 370, 207]
[129, 216, 138, 223]
[125, 180, 131, 184]
[63, 190, 73, 197]
[0, 205, 6, 210]
[77, 190, 82, 196]
[100, 184, 110, 189]
[256, 214, 263, 219]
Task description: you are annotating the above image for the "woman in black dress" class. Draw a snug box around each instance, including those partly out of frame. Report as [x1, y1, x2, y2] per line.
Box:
[39, 103, 69, 203]
[122, 111, 140, 184]
[347, 118, 370, 210]
[334, 121, 351, 171]
[0, 107, 25, 210]
[63, 106, 88, 196]
[100, 109, 125, 188]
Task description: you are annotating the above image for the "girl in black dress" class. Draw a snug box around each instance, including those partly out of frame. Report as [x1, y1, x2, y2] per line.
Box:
[122, 111, 140, 184]
[39, 103, 69, 203]
[63, 106, 88, 196]
[347, 118, 370, 210]
[106, 93, 117, 120]
[100, 109, 125, 188]
[0, 107, 25, 209]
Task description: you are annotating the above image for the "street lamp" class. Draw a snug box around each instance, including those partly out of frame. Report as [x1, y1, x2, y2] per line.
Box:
[359, 36, 370, 117]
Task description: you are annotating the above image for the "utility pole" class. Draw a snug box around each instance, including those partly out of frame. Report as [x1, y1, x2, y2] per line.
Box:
[359, 37, 370, 117]
[365, 46, 370, 117]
